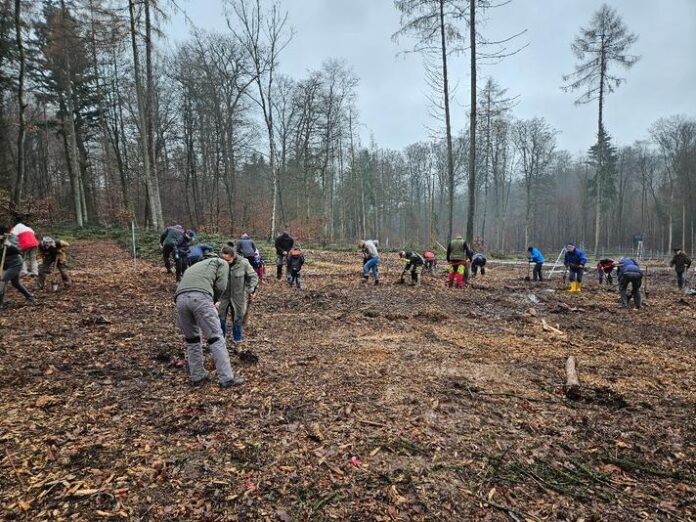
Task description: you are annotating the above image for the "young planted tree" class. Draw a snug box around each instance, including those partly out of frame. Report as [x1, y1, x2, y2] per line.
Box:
[562, 3, 639, 258]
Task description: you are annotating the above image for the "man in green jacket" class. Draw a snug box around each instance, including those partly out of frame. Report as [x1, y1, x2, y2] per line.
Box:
[175, 245, 244, 388]
[218, 245, 259, 354]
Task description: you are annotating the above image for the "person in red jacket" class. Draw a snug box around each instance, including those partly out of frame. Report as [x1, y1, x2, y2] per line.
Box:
[10, 218, 39, 277]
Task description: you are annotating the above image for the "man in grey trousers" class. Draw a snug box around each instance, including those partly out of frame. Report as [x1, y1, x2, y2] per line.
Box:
[174, 245, 245, 388]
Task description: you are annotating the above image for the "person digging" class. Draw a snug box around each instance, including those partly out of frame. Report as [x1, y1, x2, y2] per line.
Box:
[564, 243, 587, 293]
[37, 237, 72, 290]
[615, 257, 643, 309]
[218, 242, 259, 363]
[398, 251, 424, 286]
[175, 245, 245, 388]
[0, 225, 37, 308]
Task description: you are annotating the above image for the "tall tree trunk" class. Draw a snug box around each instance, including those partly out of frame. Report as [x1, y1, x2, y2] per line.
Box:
[466, 0, 477, 242]
[129, 0, 161, 230]
[594, 35, 606, 259]
[144, 0, 164, 227]
[439, 0, 455, 241]
[12, 0, 26, 207]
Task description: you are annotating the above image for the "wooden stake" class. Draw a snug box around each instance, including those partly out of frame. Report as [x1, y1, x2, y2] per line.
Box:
[565, 356, 579, 387]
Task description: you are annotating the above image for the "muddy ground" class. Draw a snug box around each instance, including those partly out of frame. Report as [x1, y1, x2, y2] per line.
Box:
[0, 241, 694, 521]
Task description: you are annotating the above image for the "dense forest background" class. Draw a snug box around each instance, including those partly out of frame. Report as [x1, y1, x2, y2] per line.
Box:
[0, 0, 694, 257]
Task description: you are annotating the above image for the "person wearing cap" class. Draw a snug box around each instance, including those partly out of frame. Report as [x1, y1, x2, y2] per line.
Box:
[564, 243, 588, 293]
[175, 245, 245, 388]
[0, 225, 36, 308]
[615, 257, 643, 309]
[37, 237, 71, 289]
[527, 246, 545, 281]
[358, 239, 380, 286]
[398, 251, 424, 286]
[669, 247, 692, 289]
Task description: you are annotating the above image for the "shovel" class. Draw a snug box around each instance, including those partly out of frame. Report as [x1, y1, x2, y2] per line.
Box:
[524, 261, 531, 281]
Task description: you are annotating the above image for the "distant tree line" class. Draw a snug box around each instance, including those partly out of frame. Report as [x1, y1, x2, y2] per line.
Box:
[0, 1, 694, 257]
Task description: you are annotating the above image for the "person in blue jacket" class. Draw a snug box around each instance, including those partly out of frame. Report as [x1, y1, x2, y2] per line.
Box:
[187, 243, 214, 265]
[564, 243, 588, 292]
[527, 246, 545, 281]
[615, 257, 643, 309]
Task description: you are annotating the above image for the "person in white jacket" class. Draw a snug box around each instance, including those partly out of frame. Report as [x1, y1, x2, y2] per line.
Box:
[11, 219, 39, 277]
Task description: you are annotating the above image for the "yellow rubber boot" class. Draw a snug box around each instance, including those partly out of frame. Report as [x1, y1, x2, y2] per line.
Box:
[568, 282, 575, 292]
[576, 282, 582, 293]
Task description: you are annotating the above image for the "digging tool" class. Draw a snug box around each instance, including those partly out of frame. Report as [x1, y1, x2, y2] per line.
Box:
[0, 243, 8, 298]
[238, 293, 259, 364]
[524, 260, 531, 281]
[643, 266, 649, 302]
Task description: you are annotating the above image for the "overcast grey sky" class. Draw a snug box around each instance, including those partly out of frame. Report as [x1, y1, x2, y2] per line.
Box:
[166, 0, 696, 155]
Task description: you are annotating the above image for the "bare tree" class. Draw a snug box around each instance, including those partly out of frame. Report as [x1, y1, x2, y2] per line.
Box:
[227, 0, 292, 240]
[11, 0, 25, 207]
[563, 3, 639, 258]
[512, 117, 557, 248]
[393, 0, 463, 242]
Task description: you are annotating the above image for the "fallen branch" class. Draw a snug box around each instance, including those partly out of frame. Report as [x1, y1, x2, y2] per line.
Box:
[541, 319, 565, 336]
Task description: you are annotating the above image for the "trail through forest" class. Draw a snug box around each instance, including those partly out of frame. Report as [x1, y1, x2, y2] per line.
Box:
[0, 241, 694, 521]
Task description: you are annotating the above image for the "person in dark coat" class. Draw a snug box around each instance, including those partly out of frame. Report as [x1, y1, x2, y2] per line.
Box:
[274, 231, 294, 280]
[235, 233, 257, 269]
[670, 248, 692, 289]
[0, 225, 36, 308]
[398, 251, 424, 286]
[470, 252, 487, 278]
[160, 225, 184, 274]
[615, 257, 643, 309]
[286, 247, 305, 289]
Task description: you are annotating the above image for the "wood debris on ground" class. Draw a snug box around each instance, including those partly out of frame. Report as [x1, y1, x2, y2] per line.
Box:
[0, 241, 694, 520]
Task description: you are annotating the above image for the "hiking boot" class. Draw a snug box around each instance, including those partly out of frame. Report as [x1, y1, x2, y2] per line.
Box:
[362, 275, 369, 283]
[26, 296, 37, 306]
[191, 373, 210, 386]
[374, 280, 379, 286]
[220, 376, 245, 388]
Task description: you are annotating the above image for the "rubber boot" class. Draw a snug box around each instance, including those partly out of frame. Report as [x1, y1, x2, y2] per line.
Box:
[576, 282, 582, 293]
[568, 282, 575, 293]
[276, 265, 282, 280]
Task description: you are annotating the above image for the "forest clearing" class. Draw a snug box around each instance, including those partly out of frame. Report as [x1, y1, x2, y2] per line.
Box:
[1, 240, 693, 521]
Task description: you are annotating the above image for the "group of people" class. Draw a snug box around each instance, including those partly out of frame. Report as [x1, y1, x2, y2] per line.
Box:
[172, 229, 312, 388]
[357, 235, 487, 289]
[524, 243, 693, 309]
[0, 218, 71, 309]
